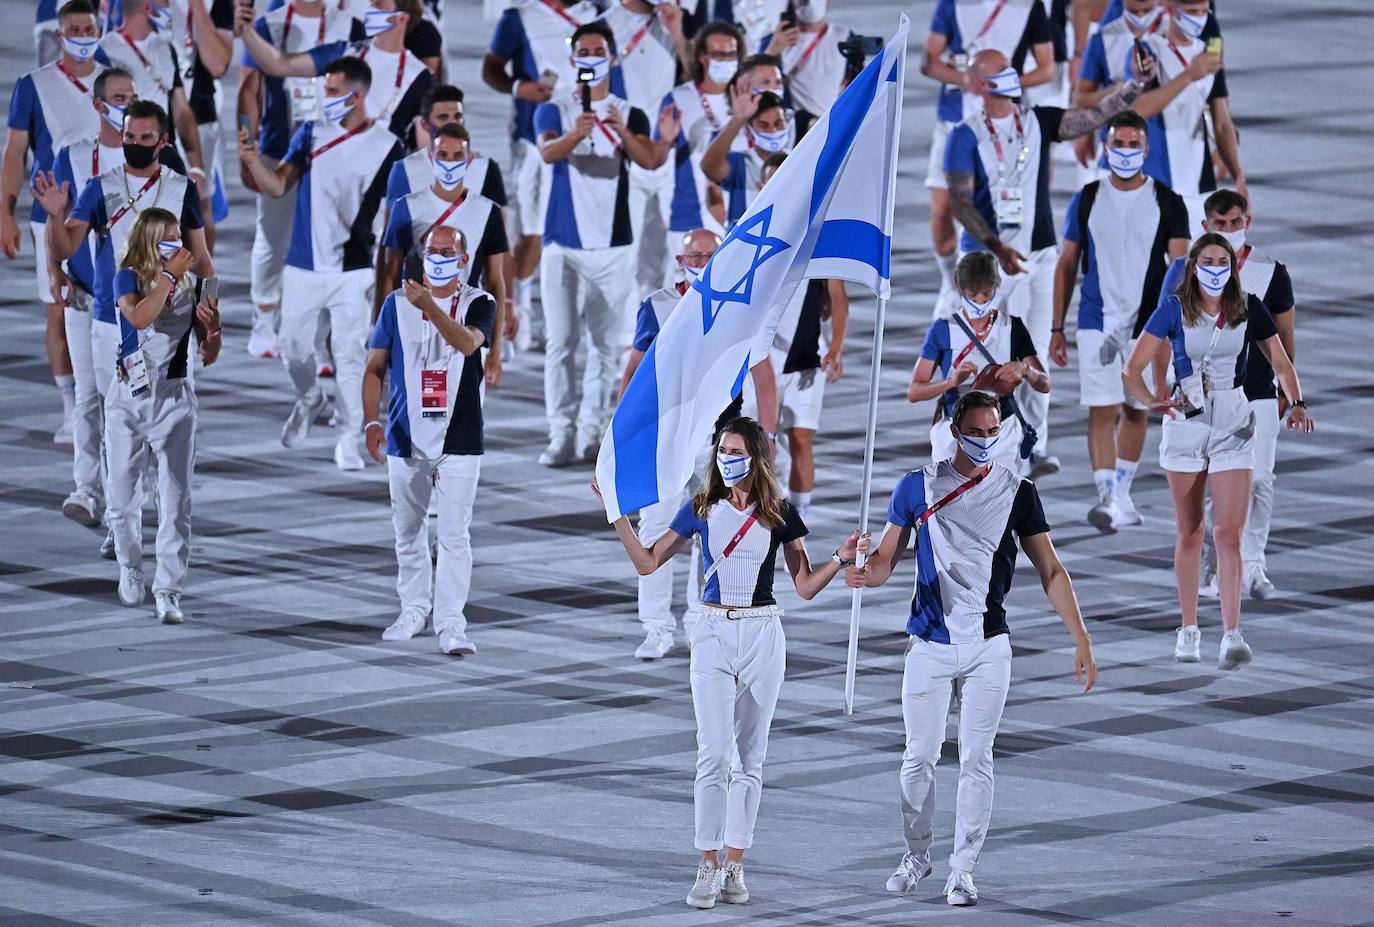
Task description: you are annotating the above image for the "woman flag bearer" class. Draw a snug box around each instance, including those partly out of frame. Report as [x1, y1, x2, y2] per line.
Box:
[847, 391, 1096, 907]
[363, 225, 495, 656]
[596, 416, 863, 910]
[108, 207, 221, 622]
[1124, 234, 1312, 670]
[907, 252, 1050, 471]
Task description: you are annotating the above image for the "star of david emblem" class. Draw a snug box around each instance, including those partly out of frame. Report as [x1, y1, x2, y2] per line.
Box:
[691, 206, 791, 334]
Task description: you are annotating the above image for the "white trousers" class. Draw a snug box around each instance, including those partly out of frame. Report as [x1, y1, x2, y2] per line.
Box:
[250, 159, 294, 308]
[539, 243, 634, 444]
[690, 612, 787, 851]
[1004, 246, 1056, 455]
[628, 161, 671, 297]
[279, 265, 372, 441]
[105, 380, 197, 593]
[899, 634, 1012, 874]
[387, 454, 481, 633]
[64, 305, 103, 498]
[92, 318, 119, 399]
[1243, 398, 1279, 569]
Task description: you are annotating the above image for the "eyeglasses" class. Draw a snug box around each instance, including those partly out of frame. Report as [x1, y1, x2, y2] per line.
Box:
[681, 252, 714, 262]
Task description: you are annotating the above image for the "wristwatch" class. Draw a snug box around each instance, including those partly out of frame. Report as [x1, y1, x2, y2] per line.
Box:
[831, 549, 852, 567]
[765, 431, 780, 442]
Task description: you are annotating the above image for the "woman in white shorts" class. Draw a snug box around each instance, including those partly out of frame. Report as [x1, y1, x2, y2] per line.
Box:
[908, 252, 1050, 469]
[1125, 234, 1312, 670]
[597, 416, 861, 910]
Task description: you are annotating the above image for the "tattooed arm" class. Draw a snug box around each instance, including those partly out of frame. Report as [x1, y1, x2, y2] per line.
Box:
[946, 168, 1026, 275]
[1056, 53, 1155, 140]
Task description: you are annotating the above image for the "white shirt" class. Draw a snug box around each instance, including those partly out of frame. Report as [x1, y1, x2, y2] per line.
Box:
[602, 2, 679, 116]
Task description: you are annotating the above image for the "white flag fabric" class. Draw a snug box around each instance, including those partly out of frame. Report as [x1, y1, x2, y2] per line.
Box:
[595, 16, 909, 522]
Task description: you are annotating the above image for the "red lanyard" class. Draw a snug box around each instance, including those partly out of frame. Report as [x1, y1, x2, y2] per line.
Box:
[108, 171, 162, 230]
[310, 120, 368, 160]
[360, 44, 407, 91]
[92, 145, 100, 177]
[696, 84, 721, 130]
[720, 511, 758, 559]
[974, 0, 1009, 41]
[1235, 245, 1250, 270]
[792, 23, 829, 72]
[540, 0, 584, 29]
[918, 468, 989, 525]
[1163, 34, 1191, 69]
[421, 291, 463, 367]
[620, 12, 655, 58]
[118, 31, 152, 69]
[592, 113, 621, 150]
[281, 3, 327, 49]
[56, 60, 91, 94]
[421, 189, 466, 244]
[982, 109, 1025, 169]
[952, 315, 995, 370]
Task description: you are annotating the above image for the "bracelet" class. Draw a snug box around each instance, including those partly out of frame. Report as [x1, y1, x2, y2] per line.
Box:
[765, 431, 780, 442]
[365, 420, 384, 433]
[161, 270, 176, 285]
[1292, 399, 1306, 409]
[207, 328, 222, 339]
[831, 549, 852, 568]
[1051, 326, 1064, 333]
[188, 166, 206, 178]
[512, 79, 523, 98]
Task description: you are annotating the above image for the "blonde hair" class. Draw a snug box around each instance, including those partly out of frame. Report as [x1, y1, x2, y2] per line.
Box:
[119, 207, 185, 292]
[1178, 232, 1247, 328]
[693, 416, 787, 529]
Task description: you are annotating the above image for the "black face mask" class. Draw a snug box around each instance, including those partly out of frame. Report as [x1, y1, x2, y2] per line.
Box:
[123, 142, 158, 170]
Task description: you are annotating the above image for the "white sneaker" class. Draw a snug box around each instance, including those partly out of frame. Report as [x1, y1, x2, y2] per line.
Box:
[1247, 566, 1277, 600]
[1175, 626, 1201, 663]
[155, 591, 185, 624]
[634, 629, 674, 660]
[719, 860, 749, 904]
[53, 417, 73, 445]
[538, 435, 575, 467]
[1219, 629, 1253, 670]
[247, 320, 277, 358]
[1029, 454, 1061, 478]
[1111, 496, 1144, 528]
[100, 530, 116, 560]
[382, 607, 427, 641]
[437, 628, 477, 655]
[945, 869, 978, 906]
[885, 851, 932, 893]
[61, 490, 101, 527]
[118, 567, 145, 607]
[1087, 496, 1120, 533]
[281, 392, 327, 448]
[685, 859, 722, 909]
[334, 440, 365, 472]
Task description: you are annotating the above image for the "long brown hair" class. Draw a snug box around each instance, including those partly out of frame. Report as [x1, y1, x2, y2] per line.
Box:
[1178, 232, 1247, 328]
[693, 416, 787, 528]
[119, 207, 185, 292]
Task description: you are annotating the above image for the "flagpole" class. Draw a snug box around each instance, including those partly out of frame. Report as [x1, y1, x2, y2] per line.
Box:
[844, 17, 908, 716]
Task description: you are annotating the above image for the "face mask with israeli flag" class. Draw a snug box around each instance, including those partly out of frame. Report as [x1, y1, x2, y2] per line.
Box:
[573, 56, 611, 85]
[983, 67, 1021, 98]
[1174, 9, 1208, 39]
[363, 9, 397, 36]
[157, 240, 179, 262]
[716, 452, 752, 487]
[955, 429, 999, 465]
[1106, 146, 1145, 179]
[1195, 263, 1231, 296]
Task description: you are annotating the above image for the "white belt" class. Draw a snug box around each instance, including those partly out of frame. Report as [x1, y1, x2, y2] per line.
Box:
[703, 604, 783, 621]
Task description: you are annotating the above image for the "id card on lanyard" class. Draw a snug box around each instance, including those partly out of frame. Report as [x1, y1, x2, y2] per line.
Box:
[120, 347, 152, 396]
[984, 110, 1029, 230]
[420, 291, 463, 418]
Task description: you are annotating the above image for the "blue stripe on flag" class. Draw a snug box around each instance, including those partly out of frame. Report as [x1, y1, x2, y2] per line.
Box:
[809, 49, 883, 222]
[813, 219, 890, 279]
[611, 341, 662, 513]
[730, 355, 749, 399]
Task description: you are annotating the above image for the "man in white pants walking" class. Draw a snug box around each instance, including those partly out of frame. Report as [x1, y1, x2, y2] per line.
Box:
[363, 225, 495, 655]
[848, 391, 1097, 906]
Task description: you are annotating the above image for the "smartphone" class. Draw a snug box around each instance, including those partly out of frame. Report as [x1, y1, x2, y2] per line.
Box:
[1132, 38, 1152, 76]
[1206, 36, 1223, 57]
[539, 67, 559, 89]
[198, 276, 219, 305]
[237, 112, 252, 142]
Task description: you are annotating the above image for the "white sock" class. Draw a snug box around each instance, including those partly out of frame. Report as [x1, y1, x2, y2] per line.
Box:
[935, 251, 956, 292]
[790, 490, 812, 519]
[55, 374, 75, 418]
[1092, 468, 1115, 502]
[515, 275, 534, 313]
[1114, 458, 1138, 502]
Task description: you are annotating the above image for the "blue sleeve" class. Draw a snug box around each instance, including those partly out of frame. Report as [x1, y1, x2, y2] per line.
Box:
[369, 295, 398, 351]
[71, 177, 106, 230]
[929, 0, 956, 39]
[533, 102, 562, 137]
[1063, 191, 1083, 243]
[651, 92, 675, 141]
[6, 76, 36, 133]
[489, 8, 525, 59]
[1080, 33, 1108, 84]
[283, 122, 312, 171]
[885, 471, 925, 529]
[942, 124, 977, 174]
[668, 501, 705, 538]
[632, 298, 660, 352]
[241, 17, 272, 68]
[919, 319, 948, 362]
[382, 198, 412, 252]
[385, 160, 409, 207]
[308, 40, 348, 75]
[1158, 257, 1186, 312]
[112, 267, 140, 301]
[1143, 295, 1182, 340]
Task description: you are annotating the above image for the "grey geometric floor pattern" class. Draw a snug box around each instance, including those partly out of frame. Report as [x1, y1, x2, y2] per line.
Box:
[3, 1, 1373, 924]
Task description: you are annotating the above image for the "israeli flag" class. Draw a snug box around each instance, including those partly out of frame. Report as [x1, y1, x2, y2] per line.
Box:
[596, 16, 909, 522]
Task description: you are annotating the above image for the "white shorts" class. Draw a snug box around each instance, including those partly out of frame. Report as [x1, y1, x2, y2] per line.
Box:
[925, 120, 954, 189]
[1159, 386, 1255, 474]
[31, 220, 54, 303]
[1077, 327, 1148, 410]
[777, 365, 827, 432]
[511, 138, 548, 239]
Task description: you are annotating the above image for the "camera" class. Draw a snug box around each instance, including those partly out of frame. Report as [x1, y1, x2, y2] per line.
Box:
[838, 34, 883, 84]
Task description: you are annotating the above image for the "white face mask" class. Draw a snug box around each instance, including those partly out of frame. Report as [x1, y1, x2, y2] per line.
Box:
[156, 240, 179, 261]
[431, 158, 468, 190]
[1123, 8, 1161, 32]
[1194, 263, 1231, 296]
[679, 259, 704, 283]
[961, 292, 996, 320]
[983, 67, 1022, 98]
[706, 58, 737, 85]
[795, 0, 827, 23]
[573, 56, 612, 85]
[62, 35, 101, 62]
[751, 126, 788, 153]
[147, 2, 173, 31]
[1173, 9, 1208, 39]
[363, 9, 397, 36]
[1216, 228, 1247, 252]
[715, 451, 751, 487]
[423, 253, 463, 284]
[1106, 146, 1146, 179]
[99, 100, 126, 133]
[953, 428, 999, 465]
[321, 92, 354, 125]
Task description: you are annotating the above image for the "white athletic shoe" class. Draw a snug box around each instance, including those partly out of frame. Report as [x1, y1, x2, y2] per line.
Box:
[155, 591, 185, 624]
[281, 392, 327, 448]
[118, 567, 145, 607]
[634, 629, 674, 660]
[1087, 497, 1120, 533]
[945, 869, 978, 906]
[100, 530, 116, 560]
[538, 435, 575, 468]
[885, 851, 933, 893]
[719, 861, 749, 904]
[61, 490, 102, 527]
[53, 417, 73, 445]
[247, 319, 277, 358]
[437, 628, 477, 655]
[382, 607, 428, 641]
[1247, 565, 1277, 600]
[1028, 454, 1061, 478]
[1219, 629, 1253, 670]
[1111, 496, 1144, 528]
[334, 440, 365, 472]
[686, 859, 722, 909]
[1175, 626, 1201, 663]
